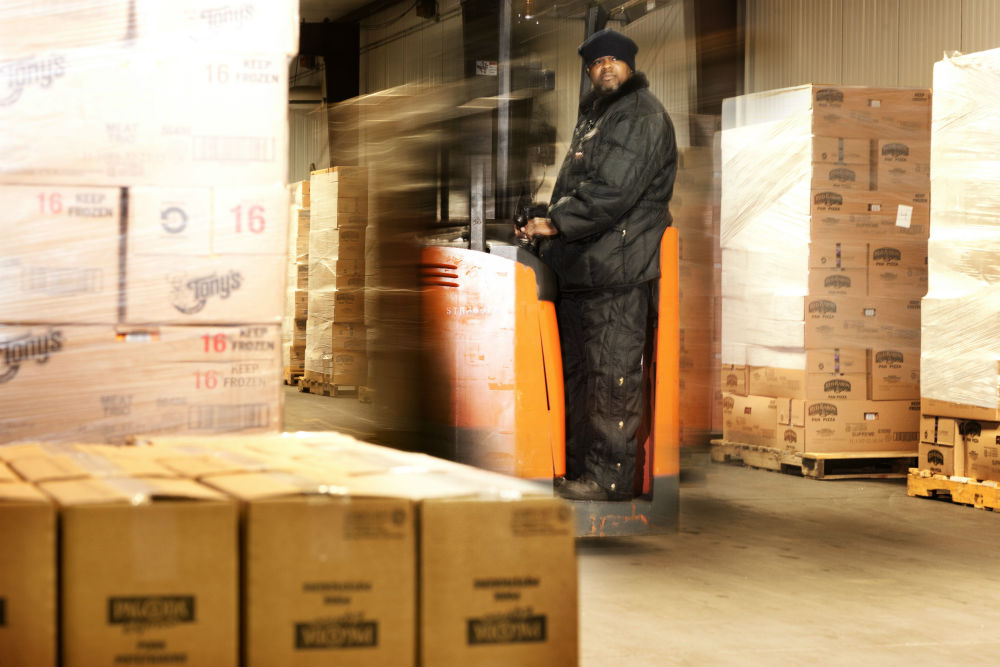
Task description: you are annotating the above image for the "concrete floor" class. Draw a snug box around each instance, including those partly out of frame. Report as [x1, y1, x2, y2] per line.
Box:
[282, 386, 1000, 666]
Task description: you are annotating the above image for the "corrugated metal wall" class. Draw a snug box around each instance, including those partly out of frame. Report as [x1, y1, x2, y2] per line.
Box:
[746, 0, 1000, 92]
[357, 0, 694, 145]
[288, 105, 330, 184]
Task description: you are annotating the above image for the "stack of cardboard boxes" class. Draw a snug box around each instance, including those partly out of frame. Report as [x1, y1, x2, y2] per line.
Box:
[305, 167, 369, 389]
[673, 147, 720, 447]
[0, 2, 297, 444]
[0, 434, 578, 667]
[720, 85, 931, 454]
[283, 180, 311, 377]
[920, 48, 1000, 481]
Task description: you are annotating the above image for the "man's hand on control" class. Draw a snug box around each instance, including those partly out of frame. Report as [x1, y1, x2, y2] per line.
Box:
[516, 217, 558, 241]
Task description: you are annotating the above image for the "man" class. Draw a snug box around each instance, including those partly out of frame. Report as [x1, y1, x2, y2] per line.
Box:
[516, 28, 677, 501]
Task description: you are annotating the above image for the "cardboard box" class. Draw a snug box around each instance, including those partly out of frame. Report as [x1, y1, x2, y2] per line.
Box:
[804, 296, 920, 348]
[808, 267, 867, 296]
[918, 442, 955, 476]
[332, 350, 367, 385]
[869, 347, 920, 400]
[811, 211, 930, 240]
[9, 450, 175, 483]
[0, 482, 56, 667]
[0, 185, 122, 324]
[748, 366, 806, 399]
[0, 48, 288, 187]
[961, 420, 1000, 482]
[129, 185, 289, 257]
[876, 139, 930, 189]
[310, 258, 367, 291]
[867, 242, 927, 297]
[722, 393, 778, 447]
[332, 324, 367, 352]
[810, 191, 928, 220]
[809, 239, 868, 268]
[40, 476, 239, 667]
[308, 289, 365, 324]
[342, 467, 576, 667]
[0, 324, 281, 444]
[921, 398, 1000, 423]
[203, 471, 417, 667]
[806, 372, 868, 400]
[720, 365, 748, 396]
[124, 253, 286, 324]
[775, 398, 805, 452]
[920, 415, 959, 446]
[797, 398, 920, 452]
[812, 162, 872, 190]
[806, 348, 867, 374]
[813, 137, 872, 165]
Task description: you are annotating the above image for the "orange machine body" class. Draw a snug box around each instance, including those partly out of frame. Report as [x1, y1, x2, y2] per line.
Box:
[420, 229, 679, 536]
[420, 246, 565, 481]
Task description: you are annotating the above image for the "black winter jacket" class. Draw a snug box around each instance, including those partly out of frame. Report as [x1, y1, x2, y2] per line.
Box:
[539, 72, 677, 292]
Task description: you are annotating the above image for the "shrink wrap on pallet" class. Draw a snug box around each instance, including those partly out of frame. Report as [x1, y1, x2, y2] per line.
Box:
[922, 48, 1000, 417]
[0, 3, 296, 443]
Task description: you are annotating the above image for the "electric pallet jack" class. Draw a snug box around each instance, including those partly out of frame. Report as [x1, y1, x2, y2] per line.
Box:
[419, 228, 679, 537]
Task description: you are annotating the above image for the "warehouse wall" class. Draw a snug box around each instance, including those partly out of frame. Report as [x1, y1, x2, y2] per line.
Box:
[745, 0, 1000, 92]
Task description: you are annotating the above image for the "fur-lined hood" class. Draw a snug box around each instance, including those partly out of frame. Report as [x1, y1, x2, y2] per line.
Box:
[579, 71, 650, 115]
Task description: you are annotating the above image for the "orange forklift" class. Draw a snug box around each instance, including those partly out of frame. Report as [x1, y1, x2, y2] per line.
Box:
[414, 4, 679, 537]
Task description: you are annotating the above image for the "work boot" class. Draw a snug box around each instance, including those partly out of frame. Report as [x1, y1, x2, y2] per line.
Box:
[556, 478, 609, 501]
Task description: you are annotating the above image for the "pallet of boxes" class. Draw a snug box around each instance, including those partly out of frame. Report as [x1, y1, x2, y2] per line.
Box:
[0, 2, 297, 664]
[283, 179, 310, 385]
[300, 167, 368, 397]
[908, 47, 1000, 510]
[0, 433, 579, 667]
[715, 84, 930, 479]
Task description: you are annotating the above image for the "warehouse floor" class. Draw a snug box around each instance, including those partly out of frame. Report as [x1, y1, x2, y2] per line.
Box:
[282, 386, 1000, 666]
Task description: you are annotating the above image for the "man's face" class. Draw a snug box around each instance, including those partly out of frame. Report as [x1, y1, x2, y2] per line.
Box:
[588, 55, 632, 95]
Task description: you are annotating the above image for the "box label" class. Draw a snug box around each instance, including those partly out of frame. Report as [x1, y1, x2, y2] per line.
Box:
[294, 618, 378, 649]
[0, 328, 65, 383]
[171, 270, 244, 315]
[467, 611, 547, 645]
[107, 595, 196, 627]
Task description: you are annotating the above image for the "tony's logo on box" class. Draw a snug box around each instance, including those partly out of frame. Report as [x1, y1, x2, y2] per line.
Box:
[200, 4, 255, 29]
[295, 617, 378, 649]
[107, 596, 195, 628]
[722, 396, 735, 412]
[0, 330, 64, 383]
[927, 449, 945, 467]
[0, 55, 66, 106]
[783, 429, 798, 444]
[467, 609, 547, 645]
[170, 271, 243, 314]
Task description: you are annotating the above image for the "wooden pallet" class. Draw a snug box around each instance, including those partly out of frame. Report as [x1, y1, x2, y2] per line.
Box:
[297, 375, 359, 397]
[710, 439, 917, 480]
[283, 367, 304, 386]
[907, 469, 1000, 511]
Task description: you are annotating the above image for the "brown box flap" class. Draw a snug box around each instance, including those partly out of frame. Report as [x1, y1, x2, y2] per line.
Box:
[39, 476, 228, 506]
